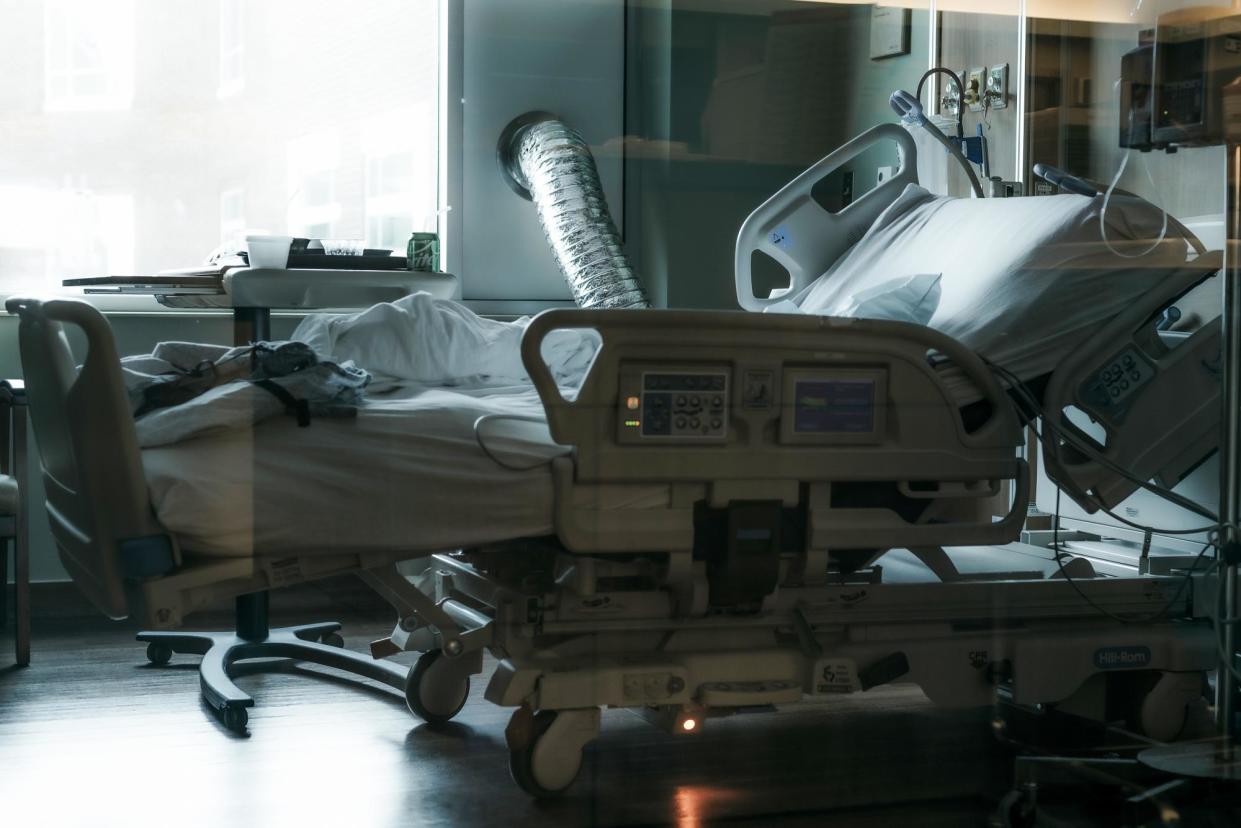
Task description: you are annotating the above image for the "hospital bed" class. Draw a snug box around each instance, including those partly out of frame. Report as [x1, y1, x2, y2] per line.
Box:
[371, 125, 1223, 796]
[6, 123, 1223, 796]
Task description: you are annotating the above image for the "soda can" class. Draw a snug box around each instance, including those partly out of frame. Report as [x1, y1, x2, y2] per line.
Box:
[407, 232, 440, 272]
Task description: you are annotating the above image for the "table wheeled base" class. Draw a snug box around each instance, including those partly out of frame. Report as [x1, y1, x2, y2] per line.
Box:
[136, 593, 410, 733]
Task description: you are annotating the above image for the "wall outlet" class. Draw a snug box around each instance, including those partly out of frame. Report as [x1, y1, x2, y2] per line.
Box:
[987, 178, 1024, 198]
[965, 67, 986, 112]
[986, 63, 1009, 110]
[941, 73, 962, 117]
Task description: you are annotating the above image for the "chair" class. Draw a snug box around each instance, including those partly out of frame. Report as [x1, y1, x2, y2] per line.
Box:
[1, 379, 29, 667]
[4, 296, 424, 732]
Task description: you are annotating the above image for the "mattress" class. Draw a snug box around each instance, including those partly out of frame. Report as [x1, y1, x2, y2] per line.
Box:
[142, 384, 669, 558]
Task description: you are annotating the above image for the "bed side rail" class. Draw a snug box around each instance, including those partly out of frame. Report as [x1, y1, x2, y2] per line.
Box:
[4, 296, 176, 620]
[1041, 261, 1223, 512]
[734, 122, 917, 311]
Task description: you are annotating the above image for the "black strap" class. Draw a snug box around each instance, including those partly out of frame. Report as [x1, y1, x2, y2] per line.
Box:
[252, 379, 311, 427]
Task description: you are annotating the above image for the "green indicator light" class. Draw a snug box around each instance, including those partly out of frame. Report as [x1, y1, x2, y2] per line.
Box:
[625, 419, 641, 428]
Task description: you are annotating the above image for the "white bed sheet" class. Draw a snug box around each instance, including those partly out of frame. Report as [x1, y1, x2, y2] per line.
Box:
[143, 384, 668, 558]
[795, 184, 1196, 391]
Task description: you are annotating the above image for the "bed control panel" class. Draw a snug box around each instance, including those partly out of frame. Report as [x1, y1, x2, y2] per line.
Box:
[616, 366, 730, 443]
[1079, 346, 1155, 417]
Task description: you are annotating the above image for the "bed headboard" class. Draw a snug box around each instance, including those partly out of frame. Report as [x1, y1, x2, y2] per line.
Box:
[4, 297, 176, 620]
[734, 122, 918, 312]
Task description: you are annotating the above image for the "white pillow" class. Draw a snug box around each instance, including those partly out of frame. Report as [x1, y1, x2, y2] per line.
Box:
[827, 272, 942, 325]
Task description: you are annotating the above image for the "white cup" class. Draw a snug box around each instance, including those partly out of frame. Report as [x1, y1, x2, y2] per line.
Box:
[245, 234, 293, 269]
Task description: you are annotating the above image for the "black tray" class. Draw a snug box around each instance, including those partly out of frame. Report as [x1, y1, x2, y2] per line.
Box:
[281, 253, 408, 271]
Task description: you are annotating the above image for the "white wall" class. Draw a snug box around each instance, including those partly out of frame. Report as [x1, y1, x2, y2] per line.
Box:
[456, 0, 625, 304]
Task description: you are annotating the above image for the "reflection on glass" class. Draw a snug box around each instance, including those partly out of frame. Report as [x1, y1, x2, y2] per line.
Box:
[0, 0, 438, 293]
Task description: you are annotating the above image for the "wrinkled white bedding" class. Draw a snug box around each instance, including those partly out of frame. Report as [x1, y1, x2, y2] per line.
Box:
[794, 184, 1194, 385]
[292, 292, 599, 390]
[140, 294, 622, 557]
[129, 292, 598, 448]
[144, 383, 668, 558]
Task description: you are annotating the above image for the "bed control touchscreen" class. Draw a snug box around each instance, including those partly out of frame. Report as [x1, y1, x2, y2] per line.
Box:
[780, 367, 886, 445]
[617, 366, 730, 443]
[792, 379, 875, 433]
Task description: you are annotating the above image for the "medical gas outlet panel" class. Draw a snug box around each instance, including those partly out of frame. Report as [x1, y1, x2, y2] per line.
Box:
[616, 363, 886, 446]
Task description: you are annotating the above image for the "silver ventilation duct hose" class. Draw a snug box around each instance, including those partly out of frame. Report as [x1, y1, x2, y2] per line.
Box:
[499, 113, 649, 309]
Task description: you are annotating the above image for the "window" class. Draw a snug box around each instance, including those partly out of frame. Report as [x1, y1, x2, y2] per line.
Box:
[43, 0, 135, 111]
[287, 131, 341, 240]
[362, 106, 437, 251]
[1, 0, 438, 300]
[219, 188, 245, 244]
[0, 186, 132, 287]
[218, 0, 244, 97]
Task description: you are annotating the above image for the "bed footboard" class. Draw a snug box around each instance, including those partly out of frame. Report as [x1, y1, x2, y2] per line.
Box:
[522, 309, 1026, 581]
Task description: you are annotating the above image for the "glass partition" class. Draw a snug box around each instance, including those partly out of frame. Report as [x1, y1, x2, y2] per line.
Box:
[2, 3, 1236, 825]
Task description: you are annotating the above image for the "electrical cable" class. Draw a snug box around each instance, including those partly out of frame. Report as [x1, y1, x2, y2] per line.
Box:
[1101, 86, 1169, 259]
[914, 67, 965, 138]
[1028, 164, 1209, 259]
[986, 358, 1216, 522]
[920, 123, 986, 199]
[1211, 569, 1241, 686]
[889, 89, 985, 198]
[473, 413, 568, 472]
[1050, 485, 1216, 625]
[978, 350, 1225, 626]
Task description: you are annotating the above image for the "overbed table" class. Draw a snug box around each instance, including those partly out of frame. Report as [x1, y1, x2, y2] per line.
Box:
[66, 266, 459, 345]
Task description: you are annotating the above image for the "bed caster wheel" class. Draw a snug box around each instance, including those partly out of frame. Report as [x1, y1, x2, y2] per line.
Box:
[509, 710, 573, 798]
[146, 642, 173, 666]
[506, 706, 600, 798]
[221, 706, 248, 734]
[319, 632, 345, 648]
[405, 650, 470, 725]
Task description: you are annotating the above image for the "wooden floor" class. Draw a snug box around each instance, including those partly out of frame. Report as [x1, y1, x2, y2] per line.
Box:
[0, 610, 1008, 827]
